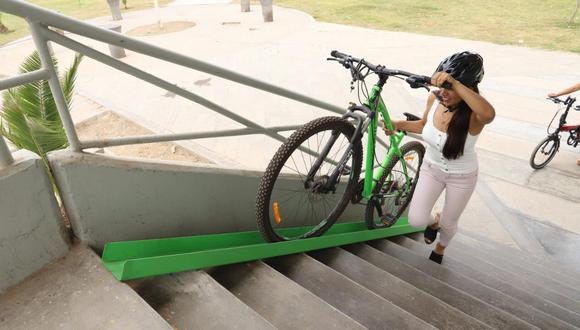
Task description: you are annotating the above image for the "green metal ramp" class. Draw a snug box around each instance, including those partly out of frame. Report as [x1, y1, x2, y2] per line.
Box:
[102, 218, 422, 281]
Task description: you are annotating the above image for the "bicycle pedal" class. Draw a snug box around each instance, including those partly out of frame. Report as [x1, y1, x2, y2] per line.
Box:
[381, 214, 397, 227]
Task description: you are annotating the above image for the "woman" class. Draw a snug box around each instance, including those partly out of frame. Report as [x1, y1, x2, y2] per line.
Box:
[547, 83, 580, 166]
[384, 51, 495, 264]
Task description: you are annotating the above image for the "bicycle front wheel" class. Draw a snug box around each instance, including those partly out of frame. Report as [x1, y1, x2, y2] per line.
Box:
[365, 141, 425, 229]
[530, 135, 559, 169]
[256, 116, 363, 242]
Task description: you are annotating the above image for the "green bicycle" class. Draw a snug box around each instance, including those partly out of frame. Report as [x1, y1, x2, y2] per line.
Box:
[256, 50, 436, 242]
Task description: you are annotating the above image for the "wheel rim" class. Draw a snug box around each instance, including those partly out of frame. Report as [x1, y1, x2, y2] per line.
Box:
[369, 147, 422, 227]
[532, 137, 558, 168]
[268, 127, 356, 240]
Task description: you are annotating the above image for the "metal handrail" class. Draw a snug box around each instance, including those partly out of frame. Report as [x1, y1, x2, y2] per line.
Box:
[0, 0, 353, 155]
[0, 0, 395, 172]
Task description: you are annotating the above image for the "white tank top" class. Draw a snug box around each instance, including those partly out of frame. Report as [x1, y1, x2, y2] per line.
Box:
[422, 100, 479, 174]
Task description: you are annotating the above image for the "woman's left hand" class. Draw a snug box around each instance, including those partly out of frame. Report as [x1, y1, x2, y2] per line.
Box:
[431, 71, 458, 89]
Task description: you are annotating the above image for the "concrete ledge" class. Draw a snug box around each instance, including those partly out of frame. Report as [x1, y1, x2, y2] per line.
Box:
[0, 150, 69, 294]
[49, 151, 365, 249]
[0, 244, 171, 329]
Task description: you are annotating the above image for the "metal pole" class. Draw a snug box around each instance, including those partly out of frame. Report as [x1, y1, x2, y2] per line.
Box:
[28, 22, 82, 151]
[0, 136, 14, 168]
[81, 125, 302, 149]
[0, 69, 50, 91]
[44, 29, 295, 146]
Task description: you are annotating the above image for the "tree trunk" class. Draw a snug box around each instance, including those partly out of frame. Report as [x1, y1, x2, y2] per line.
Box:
[0, 23, 10, 34]
[241, 0, 250, 12]
[260, 0, 274, 22]
[569, 0, 580, 25]
[0, 13, 11, 34]
[106, 0, 123, 21]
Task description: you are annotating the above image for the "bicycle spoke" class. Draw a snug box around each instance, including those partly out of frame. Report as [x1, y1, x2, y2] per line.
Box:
[259, 117, 361, 241]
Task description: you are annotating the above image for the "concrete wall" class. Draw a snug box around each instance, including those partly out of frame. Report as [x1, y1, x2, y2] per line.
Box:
[0, 151, 69, 294]
[49, 151, 365, 250]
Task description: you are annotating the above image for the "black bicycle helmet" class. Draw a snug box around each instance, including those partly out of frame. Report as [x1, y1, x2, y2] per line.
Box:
[435, 51, 484, 87]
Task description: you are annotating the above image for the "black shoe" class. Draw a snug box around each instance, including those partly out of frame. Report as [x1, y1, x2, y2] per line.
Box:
[424, 225, 439, 245]
[429, 251, 443, 264]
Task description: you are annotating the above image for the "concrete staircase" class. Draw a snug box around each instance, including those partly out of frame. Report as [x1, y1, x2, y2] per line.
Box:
[133, 231, 580, 329]
[2, 230, 579, 329]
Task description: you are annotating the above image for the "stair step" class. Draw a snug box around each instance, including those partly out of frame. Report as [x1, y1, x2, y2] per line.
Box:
[135, 270, 275, 329]
[448, 235, 580, 302]
[344, 243, 535, 329]
[0, 245, 171, 329]
[266, 253, 435, 329]
[308, 247, 491, 329]
[373, 239, 580, 328]
[454, 231, 580, 288]
[407, 233, 580, 313]
[391, 236, 580, 329]
[209, 261, 365, 330]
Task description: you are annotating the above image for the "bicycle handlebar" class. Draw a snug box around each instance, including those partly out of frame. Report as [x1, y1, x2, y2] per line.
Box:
[547, 96, 577, 107]
[330, 50, 452, 89]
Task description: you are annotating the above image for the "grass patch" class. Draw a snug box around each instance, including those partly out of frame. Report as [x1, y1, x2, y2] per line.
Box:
[274, 0, 580, 53]
[0, 0, 172, 46]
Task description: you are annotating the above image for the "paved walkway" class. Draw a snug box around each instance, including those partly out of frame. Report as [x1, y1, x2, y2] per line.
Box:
[1, 3, 579, 261]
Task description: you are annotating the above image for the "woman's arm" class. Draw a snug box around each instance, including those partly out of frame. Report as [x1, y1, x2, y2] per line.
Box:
[383, 93, 434, 135]
[432, 72, 496, 125]
[548, 83, 580, 98]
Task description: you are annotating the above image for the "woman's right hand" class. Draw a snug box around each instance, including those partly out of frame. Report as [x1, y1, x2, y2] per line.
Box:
[382, 120, 399, 135]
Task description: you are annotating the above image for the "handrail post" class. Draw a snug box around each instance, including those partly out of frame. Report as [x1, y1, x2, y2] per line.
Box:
[0, 136, 14, 168]
[28, 21, 82, 152]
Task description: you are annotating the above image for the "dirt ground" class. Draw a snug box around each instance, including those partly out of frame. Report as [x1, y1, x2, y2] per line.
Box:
[75, 110, 210, 164]
[126, 21, 196, 37]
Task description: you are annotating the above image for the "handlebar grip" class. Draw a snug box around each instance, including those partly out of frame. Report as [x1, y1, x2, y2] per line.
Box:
[547, 97, 562, 104]
[406, 75, 430, 85]
[331, 50, 348, 59]
[417, 75, 432, 84]
[403, 112, 421, 121]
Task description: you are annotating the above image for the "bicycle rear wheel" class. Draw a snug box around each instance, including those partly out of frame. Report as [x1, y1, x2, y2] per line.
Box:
[256, 116, 363, 242]
[530, 135, 559, 169]
[365, 141, 425, 229]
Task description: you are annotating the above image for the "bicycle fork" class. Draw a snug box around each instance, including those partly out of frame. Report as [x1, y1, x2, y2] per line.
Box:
[304, 106, 369, 194]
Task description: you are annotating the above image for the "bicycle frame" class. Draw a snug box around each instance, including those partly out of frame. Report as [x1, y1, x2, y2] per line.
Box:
[361, 83, 410, 200]
[305, 77, 415, 202]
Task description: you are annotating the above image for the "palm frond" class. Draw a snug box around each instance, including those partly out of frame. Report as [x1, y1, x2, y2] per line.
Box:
[1, 91, 39, 153]
[0, 51, 81, 158]
[61, 53, 83, 110]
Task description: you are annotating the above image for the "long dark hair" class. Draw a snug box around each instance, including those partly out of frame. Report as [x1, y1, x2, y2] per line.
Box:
[441, 85, 479, 160]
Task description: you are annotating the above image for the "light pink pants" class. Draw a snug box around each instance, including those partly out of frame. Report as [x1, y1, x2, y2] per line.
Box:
[407, 161, 478, 247]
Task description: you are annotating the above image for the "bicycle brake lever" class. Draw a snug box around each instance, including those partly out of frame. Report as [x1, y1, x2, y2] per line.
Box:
[408, 82, 430, 92]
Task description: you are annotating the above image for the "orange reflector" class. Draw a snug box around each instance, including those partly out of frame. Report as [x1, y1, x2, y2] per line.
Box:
[273, 202, 282, 224]
[404, 155, 415, 161]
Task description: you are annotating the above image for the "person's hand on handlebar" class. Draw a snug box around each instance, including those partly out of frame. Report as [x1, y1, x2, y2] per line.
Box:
[431, 71, 457, 89]
[547, 92, 560, 98]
